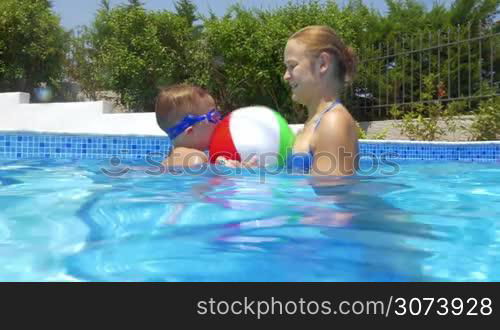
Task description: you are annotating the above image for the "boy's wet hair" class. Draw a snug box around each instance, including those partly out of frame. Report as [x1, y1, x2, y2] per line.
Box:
[155, 84, 214, 130]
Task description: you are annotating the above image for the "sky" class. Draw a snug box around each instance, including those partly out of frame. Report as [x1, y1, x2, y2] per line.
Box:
[52, 0, 454, 31]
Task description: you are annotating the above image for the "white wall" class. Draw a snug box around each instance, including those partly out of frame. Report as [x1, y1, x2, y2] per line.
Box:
[0, 92, 165, 136]
[0, 92, 304, 137]
[0, 92, 30, 105]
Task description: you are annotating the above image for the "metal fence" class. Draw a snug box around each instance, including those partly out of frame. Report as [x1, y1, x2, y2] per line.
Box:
[346, 24, 500, 121]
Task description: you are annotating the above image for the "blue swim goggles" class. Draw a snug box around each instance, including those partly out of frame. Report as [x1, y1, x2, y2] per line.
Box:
[166, 109, 222, 141]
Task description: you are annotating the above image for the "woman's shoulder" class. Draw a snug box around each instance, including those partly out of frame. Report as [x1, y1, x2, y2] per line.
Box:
[317, 104, 356, 133]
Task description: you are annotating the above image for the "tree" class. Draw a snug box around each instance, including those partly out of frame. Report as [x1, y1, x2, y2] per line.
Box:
[0, 0, 67, 95]
[175, 0, 197, 26]
[127, 0, 144, 8]
[65, 0, 499, 120]
[194, 1, 360, 122]
[69, 3, 193, 111]
[449, 0, 500, 27]
[100, 0, 110, 12]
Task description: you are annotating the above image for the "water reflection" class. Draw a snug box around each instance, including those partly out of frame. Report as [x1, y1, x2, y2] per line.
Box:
[189, 173, 435, 281]
[2, 159, 499, 281]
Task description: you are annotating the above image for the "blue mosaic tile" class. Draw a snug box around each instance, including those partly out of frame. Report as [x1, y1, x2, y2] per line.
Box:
[359, 141, 497, 162]
[0, 132, 171, 161]
[0, 132, 498, 162]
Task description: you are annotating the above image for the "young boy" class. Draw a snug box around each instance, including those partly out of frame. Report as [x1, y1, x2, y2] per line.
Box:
[155, 84, 222, 167]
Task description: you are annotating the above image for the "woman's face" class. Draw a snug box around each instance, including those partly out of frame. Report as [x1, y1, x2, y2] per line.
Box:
[283, 39, 319, 106]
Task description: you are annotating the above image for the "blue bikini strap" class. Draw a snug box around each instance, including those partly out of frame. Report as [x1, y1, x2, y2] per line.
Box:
[314, 100, 340, 130]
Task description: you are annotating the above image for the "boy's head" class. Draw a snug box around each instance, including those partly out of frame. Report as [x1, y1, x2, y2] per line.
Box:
[155, 84, 219, 150]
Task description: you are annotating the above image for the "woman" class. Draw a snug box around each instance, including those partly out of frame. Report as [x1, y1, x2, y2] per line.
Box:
[284, 25, 359, 176]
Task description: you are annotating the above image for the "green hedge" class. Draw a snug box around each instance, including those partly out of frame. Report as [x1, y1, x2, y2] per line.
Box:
[0, 0, 67, 96]
[1, 0, 498, 127]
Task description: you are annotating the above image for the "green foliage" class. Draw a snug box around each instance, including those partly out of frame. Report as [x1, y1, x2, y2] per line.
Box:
[175, 0, 198, 26]
[357, 124, 389, 140]
[449, 0, 500, 27]
[68, 0, 370, 118]
[100, 0, 110, 12]
[469, 95, 500, 141]
[69, 3, 194, 111]
[390, 74, 467, 140]
[2, 0, 497, 124]
[357, 125, 368, 139]
[347, 0, 499, 122]
[127, 0, 144, 8]
[369, 128, 390, 140]
[364, 0, 499, 41]
[189, 1, 361, 123]
[0, 0, 67, 95]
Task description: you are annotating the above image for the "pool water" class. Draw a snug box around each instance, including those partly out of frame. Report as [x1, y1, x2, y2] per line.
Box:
[0, 158, 499, 281]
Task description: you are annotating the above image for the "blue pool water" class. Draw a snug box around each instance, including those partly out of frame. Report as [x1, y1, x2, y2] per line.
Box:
[0, 158, 499, 281]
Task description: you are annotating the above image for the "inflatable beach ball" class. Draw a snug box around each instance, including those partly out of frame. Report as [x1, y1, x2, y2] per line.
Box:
[209, 106, 295, 167]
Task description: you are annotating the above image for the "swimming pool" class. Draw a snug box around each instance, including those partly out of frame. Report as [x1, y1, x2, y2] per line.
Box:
[0, 132, 499, 281]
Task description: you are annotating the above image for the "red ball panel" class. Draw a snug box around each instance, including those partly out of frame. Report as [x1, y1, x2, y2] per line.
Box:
[209, 114, 241, 163]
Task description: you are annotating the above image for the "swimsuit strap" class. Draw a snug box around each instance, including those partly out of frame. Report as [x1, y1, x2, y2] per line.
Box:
[313, 100, 340, 130]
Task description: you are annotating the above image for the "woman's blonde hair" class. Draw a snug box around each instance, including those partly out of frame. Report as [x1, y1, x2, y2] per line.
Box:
[289, 25, 357, 85]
